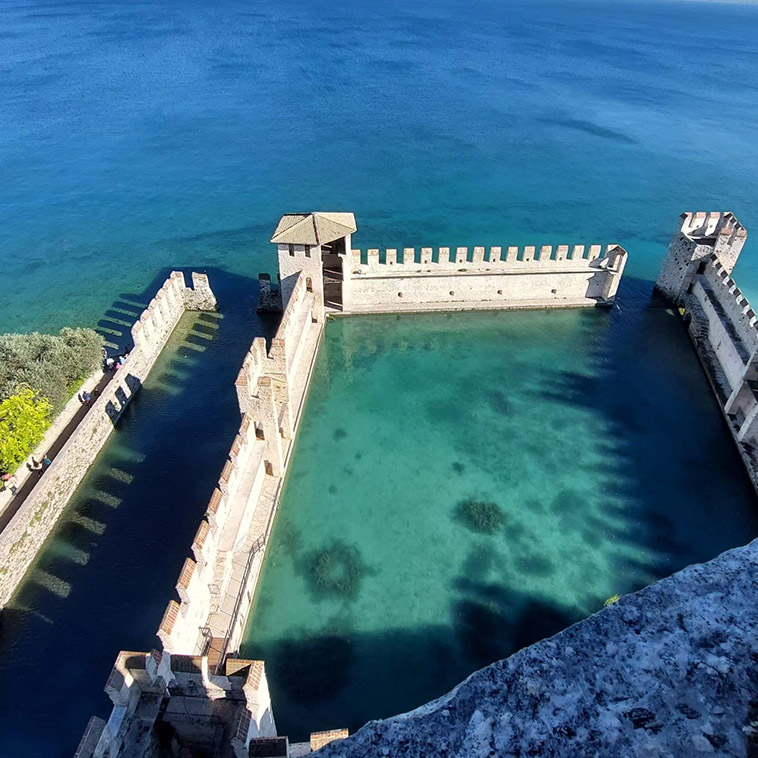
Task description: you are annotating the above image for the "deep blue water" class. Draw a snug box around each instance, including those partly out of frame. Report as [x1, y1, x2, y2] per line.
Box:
[2, 0, 758, 754]
[3, 0, 758, 335]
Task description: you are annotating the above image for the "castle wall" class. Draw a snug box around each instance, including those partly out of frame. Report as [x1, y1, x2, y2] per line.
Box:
[76, 652, 276, 758]
[656, 212, 747, 303]
[690, 278, 748, 393]
[0, 272, 217, 610]
[657, 212, 758, 490]
[78, 215, 632, 756]
[343, 244, 627, 313]
[154, 271, 323, 684]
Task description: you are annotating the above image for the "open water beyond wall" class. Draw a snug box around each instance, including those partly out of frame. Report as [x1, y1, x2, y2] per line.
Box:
[241, 288, 758, 740]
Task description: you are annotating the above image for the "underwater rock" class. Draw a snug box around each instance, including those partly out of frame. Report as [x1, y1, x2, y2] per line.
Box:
[302, 540, 372, 600]
[456, 499, 506, 534]
[487, 389, 512, 415]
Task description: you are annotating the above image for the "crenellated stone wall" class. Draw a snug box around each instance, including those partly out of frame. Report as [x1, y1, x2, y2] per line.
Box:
[157, 271, 322, 675]
[342, 243, 627, 313]
[74, 651, 276, 758]
[656, 211, 758, 489]
[77, 213, 631, 757]
[78, 269, 327, 757]
[656, 211, 747, 303]
[0, 271, 217, 610]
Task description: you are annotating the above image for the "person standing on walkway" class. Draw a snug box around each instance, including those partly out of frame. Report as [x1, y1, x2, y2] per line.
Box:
[1, 473, 18, 494]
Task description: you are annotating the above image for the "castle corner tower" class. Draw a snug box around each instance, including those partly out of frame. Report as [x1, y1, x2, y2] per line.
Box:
[656, 211, 747, 305]
[267, 212, 357, 319]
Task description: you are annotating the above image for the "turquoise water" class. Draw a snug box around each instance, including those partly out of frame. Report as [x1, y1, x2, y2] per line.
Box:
[241, 304, 758, 739]
[2, 0, 758, 753]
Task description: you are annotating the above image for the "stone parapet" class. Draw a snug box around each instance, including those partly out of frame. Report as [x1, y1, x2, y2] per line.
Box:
[656, 211, 747, 303]
[154, 270, 323, 676]
[77, 653, 276, 758]
[350, 242, 623, 273]
[660, 212, 758, 494]
[343, 244, 626, 313]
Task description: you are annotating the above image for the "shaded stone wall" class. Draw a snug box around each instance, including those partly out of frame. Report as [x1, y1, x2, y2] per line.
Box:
[656, 213, 758, 492]
[0, 272, 217, 609]
[656, 211, 746, 303]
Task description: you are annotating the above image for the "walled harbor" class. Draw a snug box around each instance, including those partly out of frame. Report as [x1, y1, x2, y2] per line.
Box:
[67, 210, 758, 757]
[68, 213, 629, 756]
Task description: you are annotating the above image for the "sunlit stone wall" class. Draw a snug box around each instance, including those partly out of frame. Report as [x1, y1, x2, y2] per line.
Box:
[343, 244, 627, 313]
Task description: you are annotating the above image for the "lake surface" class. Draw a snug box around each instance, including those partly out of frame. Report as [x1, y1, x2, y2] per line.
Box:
[240, 306, 758, 739]
[2, 0, 758, 754]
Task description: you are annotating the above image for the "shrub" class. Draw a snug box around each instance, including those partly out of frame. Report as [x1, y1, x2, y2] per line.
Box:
[0, 328, 103, 415]
[0, 387, 52, 473]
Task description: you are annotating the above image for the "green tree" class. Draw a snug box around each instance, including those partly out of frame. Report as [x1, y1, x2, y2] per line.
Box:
[0, 327, 103, 414]
[0, 387, 52, 473]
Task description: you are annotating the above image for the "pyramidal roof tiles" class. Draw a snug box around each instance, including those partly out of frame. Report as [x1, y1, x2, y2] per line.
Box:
[270, 212, 357, 245]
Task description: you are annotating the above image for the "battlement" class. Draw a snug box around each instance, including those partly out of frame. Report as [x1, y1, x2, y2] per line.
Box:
[343, 242, 626, 313]
[701, 258, 758, 355]
[159, 270, 321, 668]
[658, 211, 758, 492]
[679, 211, 746, 242]
[131, 271, 217, 351]
[76, 650, 276, 757]
[657, 210, 748, 303]
[0, 271, 218, 611]
[349, 243, 626, 274]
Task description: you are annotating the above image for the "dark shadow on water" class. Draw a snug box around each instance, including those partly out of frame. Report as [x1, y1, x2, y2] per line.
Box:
[245, 275, 758, 742]
[528, 276, 758, 590]
[248, 580, 578, 741]
[0, 267, 270, 758]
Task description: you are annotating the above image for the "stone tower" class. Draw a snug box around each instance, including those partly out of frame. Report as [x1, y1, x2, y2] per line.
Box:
[656, 212, 747, 305]
[265, 212, 357, 318]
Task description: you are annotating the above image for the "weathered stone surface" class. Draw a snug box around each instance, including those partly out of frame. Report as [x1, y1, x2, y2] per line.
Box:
[317, 540, 758, 758]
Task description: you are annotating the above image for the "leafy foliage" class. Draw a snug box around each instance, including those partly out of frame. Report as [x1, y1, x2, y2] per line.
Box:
[0, 387, 52, 473]
[0, 328, 103, 415]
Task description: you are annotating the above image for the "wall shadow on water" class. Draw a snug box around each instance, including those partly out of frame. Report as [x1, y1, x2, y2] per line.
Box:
[247, 276, 758, 743]
[250, 584, 578, 741]
[528, 275, 758, 594]
[0, 267, 266, 758]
